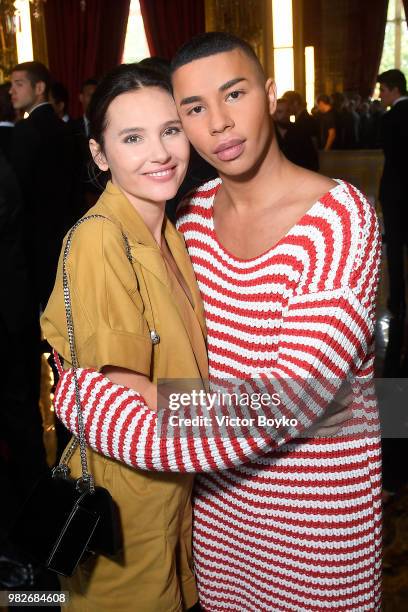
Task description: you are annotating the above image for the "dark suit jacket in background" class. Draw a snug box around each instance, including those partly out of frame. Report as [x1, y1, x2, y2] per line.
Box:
[0, 125, 13, 162]
[70, 115, 102, 216]
[283, 110, 319, 171]
[379, 98, 408, 312]
[0, 151, 47, 530]
[11, 103, 76, 308]
[380, 98, 408, 203]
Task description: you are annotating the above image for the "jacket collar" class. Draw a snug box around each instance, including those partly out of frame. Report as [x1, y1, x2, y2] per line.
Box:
[97, 182, 207, 338]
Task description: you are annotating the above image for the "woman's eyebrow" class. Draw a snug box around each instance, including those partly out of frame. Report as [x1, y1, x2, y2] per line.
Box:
[118, 119, 181, 136]
[160, 119, 182, 128]
[118, 126, 145, 136]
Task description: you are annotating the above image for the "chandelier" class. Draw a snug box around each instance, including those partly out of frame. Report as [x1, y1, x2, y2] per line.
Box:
[28, 0, 87, 19]
[0, 0, 87, 30]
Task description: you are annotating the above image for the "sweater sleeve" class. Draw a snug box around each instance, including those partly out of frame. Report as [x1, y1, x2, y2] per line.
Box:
[53, 283, 376, 473]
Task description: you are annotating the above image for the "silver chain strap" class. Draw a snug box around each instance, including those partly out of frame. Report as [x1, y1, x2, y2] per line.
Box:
[59, 214, 132, 492]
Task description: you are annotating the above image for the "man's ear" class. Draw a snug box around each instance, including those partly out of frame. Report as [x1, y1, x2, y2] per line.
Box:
[89, 139, 109, 172]
[35, 80, 46, 97]
[265, 78, 277, 115]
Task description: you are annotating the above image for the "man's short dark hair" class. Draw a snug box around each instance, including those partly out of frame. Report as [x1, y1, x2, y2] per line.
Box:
[81, 78, 98, 92]
[317, 94, 331, 105]
[283, 90, 305, 108]
[12, 61, 51, 96]
[50, 82, 69, 108]
[377, 69, 407, 95]
[171, 32, 264, 79]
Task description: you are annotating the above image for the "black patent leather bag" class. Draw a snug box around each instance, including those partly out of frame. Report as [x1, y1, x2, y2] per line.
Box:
[12, 462, 122, 576]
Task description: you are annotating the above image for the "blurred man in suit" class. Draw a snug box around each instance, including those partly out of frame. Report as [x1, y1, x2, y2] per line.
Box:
[378, 69, 408, 317]
[70, 78, 101, 214]
[316, 94, 336, 151]
[9, 61, 76, 309]
[49, 81, 70, 124]
[71, 78, 97, 139]
[0, 83, 15, 161]
[282, 90, 319, 170]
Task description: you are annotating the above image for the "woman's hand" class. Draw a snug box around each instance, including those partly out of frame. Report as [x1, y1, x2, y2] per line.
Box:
[308, 382, 353, 438]
[101, 366, 158, 412]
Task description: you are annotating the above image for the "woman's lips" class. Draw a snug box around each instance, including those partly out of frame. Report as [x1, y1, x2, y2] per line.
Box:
[143, 166, 177, 182]
[214, 139, 245, 161]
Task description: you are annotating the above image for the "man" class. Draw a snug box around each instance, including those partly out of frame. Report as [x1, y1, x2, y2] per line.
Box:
[273, 96, 292, 139]
[49, 81, 70, 123]
[378, 68, 408, 318]
[316, 93, 336, 150]
[171, 33, 381, 611]
[9, 61, 76, 309]
[282, 90, 319, 170]
[71, 78, 100, 213]
[273, 96, 301, 163]
[71, 78, 97, 139]
[331, 92, 359, 149]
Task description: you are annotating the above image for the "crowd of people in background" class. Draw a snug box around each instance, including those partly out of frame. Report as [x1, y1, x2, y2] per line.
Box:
[272, 89, 385, 170]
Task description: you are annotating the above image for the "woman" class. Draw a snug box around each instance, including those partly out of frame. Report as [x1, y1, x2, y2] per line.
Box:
[41, 64, 208, 612]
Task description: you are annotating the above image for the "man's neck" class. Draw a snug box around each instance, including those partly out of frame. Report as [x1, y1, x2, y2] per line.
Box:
[27, 99, 49, 114]
[217, 136, 289, 212]
[393, 95, 408, 106]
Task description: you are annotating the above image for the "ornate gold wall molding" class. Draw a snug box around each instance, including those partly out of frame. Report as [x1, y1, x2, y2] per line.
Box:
[319, 149, 384, 208]
[204, 0, 306, 93]
[30, 2, 48, 67]
[0, 1, 17, 83]
[205, 0, 268, 70]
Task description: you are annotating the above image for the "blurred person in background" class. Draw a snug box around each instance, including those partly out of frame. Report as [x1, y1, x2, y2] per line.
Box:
[316, 93, 336, 150]
[9, 61, 76, 310]
[378, 69, 408, 318]
[283, 90, 319, 170]
[71, 78, 101, 213]
[0, 83, 16, 161]
[331, 92, 359, 149]
[49, 81, 70, 123]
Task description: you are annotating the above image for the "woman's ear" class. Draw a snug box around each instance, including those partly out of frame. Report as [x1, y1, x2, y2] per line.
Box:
[265, 78, 277, 116]
[89, 138, 109, 171]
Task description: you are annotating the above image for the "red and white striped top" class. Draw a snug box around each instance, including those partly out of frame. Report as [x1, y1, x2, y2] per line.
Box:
[54, 178, 382, 610]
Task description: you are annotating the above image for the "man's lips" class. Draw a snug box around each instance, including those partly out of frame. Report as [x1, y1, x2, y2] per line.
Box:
[213, 139, 246, 161]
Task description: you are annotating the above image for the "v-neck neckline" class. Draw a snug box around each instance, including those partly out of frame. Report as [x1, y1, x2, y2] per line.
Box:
[209, 178, 345, 263]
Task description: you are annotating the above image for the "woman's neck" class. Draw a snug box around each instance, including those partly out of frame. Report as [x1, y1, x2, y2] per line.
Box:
[131, 199, 166, 245]
[113, 181, 166, 245]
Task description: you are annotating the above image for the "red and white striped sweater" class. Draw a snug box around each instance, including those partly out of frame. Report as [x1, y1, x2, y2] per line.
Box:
[54, 179, 382, 611]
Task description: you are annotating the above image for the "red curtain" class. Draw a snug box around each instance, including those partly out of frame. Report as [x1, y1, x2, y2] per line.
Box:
[44, 0, 130, 118]
[139, 0, 205, 60]
[343, 0, 388, 97]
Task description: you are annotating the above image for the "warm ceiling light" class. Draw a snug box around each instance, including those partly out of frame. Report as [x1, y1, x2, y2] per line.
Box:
[305, 46, 315, 112]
